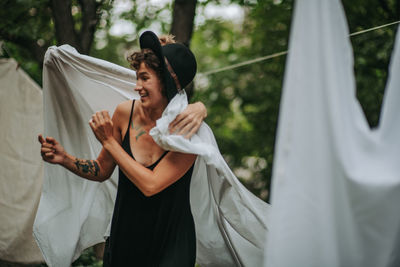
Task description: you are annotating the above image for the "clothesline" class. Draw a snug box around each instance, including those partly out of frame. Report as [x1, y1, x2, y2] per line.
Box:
[200, 20, 400, 76]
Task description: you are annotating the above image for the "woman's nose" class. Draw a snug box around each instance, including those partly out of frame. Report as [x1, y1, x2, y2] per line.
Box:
[134, 82, 142, 91]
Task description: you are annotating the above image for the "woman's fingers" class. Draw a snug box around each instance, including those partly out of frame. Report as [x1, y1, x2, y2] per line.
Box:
[41, 147, 54, 154]
[89, 119, 96, 131]
[170, 115, 190, 134]
[44, 152, 54, 159]
[91, 114, 99, 126]
[183, 122, 201, 139]
[41, 142, 53, 149]
[102, 110, 111, 121]
[96, 111, 105, 125]
[91, 111, 111, 127]
[170, 113, 201, 138]
[177, 121, 194, 136]
[45, 136, 58, 146]
[169, 114, 184, 133]
[39, 135, 58, 146]
[38, 134, 46, 144]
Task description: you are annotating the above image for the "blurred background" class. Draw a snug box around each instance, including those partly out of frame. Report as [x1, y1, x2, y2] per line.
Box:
[0, 0, 399, 266]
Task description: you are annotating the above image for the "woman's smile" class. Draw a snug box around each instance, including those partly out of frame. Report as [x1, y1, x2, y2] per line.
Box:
[139, 90, 149, 99]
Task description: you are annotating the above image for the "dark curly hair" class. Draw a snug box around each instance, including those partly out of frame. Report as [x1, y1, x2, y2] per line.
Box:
[127, 48, 164, 83]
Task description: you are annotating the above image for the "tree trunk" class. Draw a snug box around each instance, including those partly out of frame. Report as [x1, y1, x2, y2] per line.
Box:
[50, 0, 81, 51]
[170, 0, 197, 47]
[78, 0, 99, 54]
[51, 0, 100, 54]
[170, 0, 198, 99]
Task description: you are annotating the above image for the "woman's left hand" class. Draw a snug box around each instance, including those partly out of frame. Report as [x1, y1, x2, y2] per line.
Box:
[89, 110, 114, 145]
[168, 101, 207, 139]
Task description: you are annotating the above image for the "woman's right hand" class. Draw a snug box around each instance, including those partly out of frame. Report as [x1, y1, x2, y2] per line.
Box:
[38, 134, 66, 165]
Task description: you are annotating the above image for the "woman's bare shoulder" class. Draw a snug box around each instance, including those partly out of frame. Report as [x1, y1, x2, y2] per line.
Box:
[112, 99, 135, 129]
[114, 100, 133, 117]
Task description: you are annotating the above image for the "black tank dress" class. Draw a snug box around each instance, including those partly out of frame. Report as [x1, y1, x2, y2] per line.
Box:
[103, 101, 196, 267]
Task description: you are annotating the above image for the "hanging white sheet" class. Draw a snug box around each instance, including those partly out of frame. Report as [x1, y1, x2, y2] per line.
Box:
[33, 45, 270, 267]
[0, 58, 44, 263]
[265, 1, 400, 267]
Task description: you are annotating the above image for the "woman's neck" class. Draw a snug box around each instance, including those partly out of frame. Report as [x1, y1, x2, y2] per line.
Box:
[138, 100, 167, 124]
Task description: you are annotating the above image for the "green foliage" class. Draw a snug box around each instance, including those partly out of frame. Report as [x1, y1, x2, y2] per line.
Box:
[119, 0, 172, 34]
[2, 0, 398, 265]
[0, 0, 114, 86]
[191, 0, 398, 201]
[3, 0, 396, 202]
[33, 247, 102, 267]
[0, 0, 54, 85]
[71, 248, 102, 267]
[343, 0, 399, 127]
[191, 1, 293, 200]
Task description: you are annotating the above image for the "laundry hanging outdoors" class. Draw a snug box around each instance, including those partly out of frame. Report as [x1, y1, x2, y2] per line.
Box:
[1, 0, 399, 266]
[265, 0, 400, 266]
[0, 58, 44, 264]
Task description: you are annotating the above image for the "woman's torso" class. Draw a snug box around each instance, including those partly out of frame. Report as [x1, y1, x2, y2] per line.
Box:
[103, 100, 196, 267]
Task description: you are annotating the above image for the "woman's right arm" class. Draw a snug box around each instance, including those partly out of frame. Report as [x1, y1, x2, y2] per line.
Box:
[39, 134, 116, 182]
[38, 102, 125, 182]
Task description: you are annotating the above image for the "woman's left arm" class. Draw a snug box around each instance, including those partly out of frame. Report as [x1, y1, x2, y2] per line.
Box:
[104, 138, 196, 196]
[89, 111, 197, 197]
[168, 101, 207, 139]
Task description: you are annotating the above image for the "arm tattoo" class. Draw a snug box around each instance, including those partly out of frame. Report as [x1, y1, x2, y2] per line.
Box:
[74, 159, 100, 176]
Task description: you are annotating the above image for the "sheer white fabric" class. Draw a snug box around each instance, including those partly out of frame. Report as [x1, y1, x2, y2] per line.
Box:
[0, 58, 44, 263]
[265, 1, 400, 266]
[33, 45, 270, 267]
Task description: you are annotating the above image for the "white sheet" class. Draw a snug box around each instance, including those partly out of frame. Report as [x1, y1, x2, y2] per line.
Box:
[265, 1, 400, 266]
[0, 58, 44, 263]
[33, 45, 270, 267]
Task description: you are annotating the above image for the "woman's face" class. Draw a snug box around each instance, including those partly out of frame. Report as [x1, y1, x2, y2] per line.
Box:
[135, 62, 166, 108]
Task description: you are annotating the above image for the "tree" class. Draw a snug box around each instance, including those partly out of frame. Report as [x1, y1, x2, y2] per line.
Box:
[170, 0, 197, 46]
[50, 0, 101, 55]
[0, 0, 112, 83]
[190, 0, 399, 201]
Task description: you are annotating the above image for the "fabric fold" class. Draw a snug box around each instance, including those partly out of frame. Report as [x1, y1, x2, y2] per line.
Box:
[265, 1, 400, 267]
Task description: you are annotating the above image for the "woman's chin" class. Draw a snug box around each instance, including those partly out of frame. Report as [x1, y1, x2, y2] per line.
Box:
[140, 97, 153, 108]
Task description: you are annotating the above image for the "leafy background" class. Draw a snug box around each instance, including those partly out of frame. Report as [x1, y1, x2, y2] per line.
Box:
[1, 0, 399, 265]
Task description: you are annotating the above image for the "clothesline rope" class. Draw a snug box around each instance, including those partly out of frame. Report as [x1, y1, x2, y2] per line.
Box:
[200, 20, 400, 76]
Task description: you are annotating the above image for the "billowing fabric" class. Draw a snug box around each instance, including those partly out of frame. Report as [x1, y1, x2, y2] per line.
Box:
[34, 46, 136, 266]
[0, 58, 44, 263]
[33, 45, 270, 267]
[151, 92, 270, 267]
[265, 1, 400, 267]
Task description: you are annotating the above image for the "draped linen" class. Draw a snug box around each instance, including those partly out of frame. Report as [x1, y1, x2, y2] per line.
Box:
[33, 45, 270, 267]
[265, 1, 400, 267]
[0, 58, 44, 263]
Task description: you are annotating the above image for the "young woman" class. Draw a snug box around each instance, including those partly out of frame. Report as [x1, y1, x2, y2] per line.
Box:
[39, 31, 204, 266]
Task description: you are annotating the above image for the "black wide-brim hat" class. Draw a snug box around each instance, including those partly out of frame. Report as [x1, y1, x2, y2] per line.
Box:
[139, 31, 197, 101]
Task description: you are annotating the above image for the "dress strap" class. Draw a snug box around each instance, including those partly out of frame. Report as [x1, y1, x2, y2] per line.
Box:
[147, 151, 169, 169]
[122, 100, 135, 142]
[128, 100, 135, 129]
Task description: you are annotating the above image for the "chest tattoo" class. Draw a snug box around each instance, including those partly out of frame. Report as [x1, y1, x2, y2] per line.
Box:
[132, 120, 147, 140]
